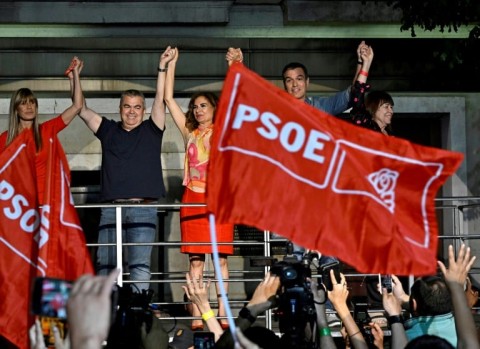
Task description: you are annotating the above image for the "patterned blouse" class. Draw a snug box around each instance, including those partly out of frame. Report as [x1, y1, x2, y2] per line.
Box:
[349, 81, 391, 135]
[183, 124, 214, 193]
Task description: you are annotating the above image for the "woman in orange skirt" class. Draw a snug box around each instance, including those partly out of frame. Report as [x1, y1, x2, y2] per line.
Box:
[164, 47, 235, 330]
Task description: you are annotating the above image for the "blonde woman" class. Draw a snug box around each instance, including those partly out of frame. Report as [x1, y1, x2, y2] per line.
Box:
[0, 57, 84, 204]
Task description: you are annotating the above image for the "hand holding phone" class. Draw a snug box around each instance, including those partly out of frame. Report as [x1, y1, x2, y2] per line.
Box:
[321, 261, 341, 291]
[194, 331, 215, 349]
[67, 271, 120, 349]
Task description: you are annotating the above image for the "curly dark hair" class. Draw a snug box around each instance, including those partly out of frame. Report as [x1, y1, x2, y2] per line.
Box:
[185, 92, 219, 132]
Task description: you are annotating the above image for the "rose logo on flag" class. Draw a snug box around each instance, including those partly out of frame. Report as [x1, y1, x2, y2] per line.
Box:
[367, 168, 399, 213]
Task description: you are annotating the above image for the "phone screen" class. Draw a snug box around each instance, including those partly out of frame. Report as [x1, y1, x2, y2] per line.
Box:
[32, 277, 72, 320]
[193, 331, 215, 349]
[379, 274, 393, 293]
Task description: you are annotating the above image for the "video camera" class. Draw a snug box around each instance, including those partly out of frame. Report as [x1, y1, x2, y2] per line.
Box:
[106, 285, 154, 349]
[269, 243, 317, 349]
[352, 296, 375, 348]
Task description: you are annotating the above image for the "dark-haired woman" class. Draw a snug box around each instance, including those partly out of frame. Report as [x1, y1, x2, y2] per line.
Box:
[351, 89, 394, 136]
[164, 47, 233, 330]
[350, 44, 405, 316]
[350, 45, 394, 136]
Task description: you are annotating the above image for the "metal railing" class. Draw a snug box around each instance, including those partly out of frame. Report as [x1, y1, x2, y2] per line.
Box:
[74, 195, 480, 328]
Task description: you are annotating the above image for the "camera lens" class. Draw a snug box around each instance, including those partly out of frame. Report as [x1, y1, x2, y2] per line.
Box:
[283, 267, 298, 280]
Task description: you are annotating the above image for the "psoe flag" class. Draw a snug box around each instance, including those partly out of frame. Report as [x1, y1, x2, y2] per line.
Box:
[39, 134, 94, 280]
[0, 132, 41, 348]
[0, 130, 94, 348]
[206, 63, 463, 276]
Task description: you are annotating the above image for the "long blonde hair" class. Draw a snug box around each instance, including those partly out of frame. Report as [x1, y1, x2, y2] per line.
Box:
[7, 88, 42, 151]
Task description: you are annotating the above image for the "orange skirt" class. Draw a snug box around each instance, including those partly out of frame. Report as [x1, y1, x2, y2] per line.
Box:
[180, 188, 234, 255]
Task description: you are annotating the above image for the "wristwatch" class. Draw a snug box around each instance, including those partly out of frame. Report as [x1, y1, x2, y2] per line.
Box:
[239, 307, 256, 324]
[388, 315, 404, 326]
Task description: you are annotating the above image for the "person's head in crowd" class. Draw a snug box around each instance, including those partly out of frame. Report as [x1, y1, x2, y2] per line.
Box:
[282, 62, 309, 101]
[365, 90, 394, 134]
[185, 92, 219, 132]
[8, 88, 41, 150]
[119, 89, 147, 131]
[404, 334, 454, 349]
[409, 276, 452, 316]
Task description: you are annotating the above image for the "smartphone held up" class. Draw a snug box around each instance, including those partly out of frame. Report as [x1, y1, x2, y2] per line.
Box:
[31, 277, 72, 320]
[194, 331, 215, 349]
[320, 261, 341, 291]
[379, 274, 393, 293]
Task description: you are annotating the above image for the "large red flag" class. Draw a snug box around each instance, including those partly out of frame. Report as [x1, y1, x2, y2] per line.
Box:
[206, 63, 463, 276]
[0, 130, 94, 348]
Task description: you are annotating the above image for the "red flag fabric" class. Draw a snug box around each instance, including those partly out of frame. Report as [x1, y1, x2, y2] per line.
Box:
[39, 130, 94, 280]
[206, 63, 463, 276]
[0, 132, 38, 349]
[0, 130, 93, 348]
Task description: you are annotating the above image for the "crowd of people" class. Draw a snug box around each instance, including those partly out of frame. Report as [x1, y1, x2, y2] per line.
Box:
[1, 42, 477, 348]
[27, 244, 480, 349]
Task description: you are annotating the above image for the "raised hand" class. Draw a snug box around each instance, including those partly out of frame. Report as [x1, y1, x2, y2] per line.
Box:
[171, 47, 179, 64]
[438, 244, 476, 285]
[327, 271, 349, 308]
[182, 273, 211, 313]
[327, 272, 367, 347]
[159, 46, 175, 69]
[385, 274, 410, 304]
[226, 47, 243, 66]
[67, 269, 119, 349]
[245, 272, 280, 317]
[357, 40, 366, 63]
[360, 44, 374, 66]
[382, 287, 402, 316]
[66, 56, 83, 79]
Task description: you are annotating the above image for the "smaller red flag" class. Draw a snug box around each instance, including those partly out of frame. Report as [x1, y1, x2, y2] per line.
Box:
[206, 63, 463, 276]
[38, 135, 94, 279]
[0, 132, 42, 348]
[0, 130, 93, 348]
